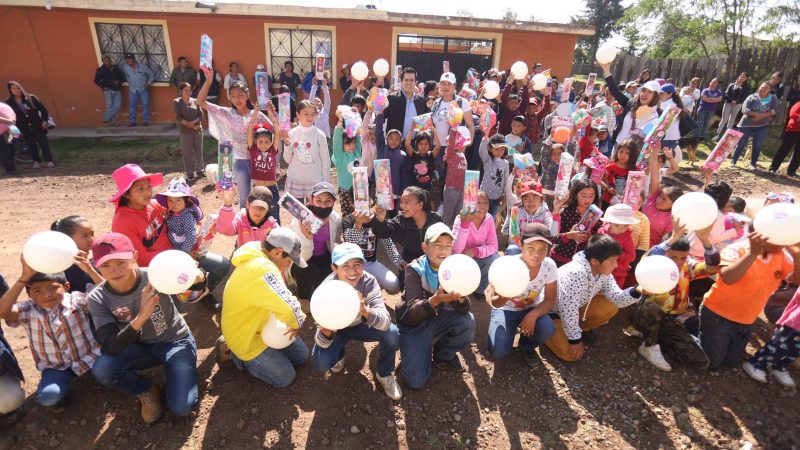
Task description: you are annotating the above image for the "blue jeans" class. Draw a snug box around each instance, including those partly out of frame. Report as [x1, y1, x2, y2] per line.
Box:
[488, 198, 501, 218]
[128, 89, 150, 124]
[696, 110, 714, 139]
[37, 368, 77, 406]
[312, 323, 400, 377]
[231, 338, 308, 388]
[487, 309, 556, 359]
[731, 126, 769, 166]
[699, 306, 752, 369]
[474, 253, 499, 294]
[234, 159, 252, 209]
[505, 244, 521, 256]
[103, 89, 122, 122]
[399, 310, 475, 390]
[267, 184, 281, 225]
[91, 334, 198, 416]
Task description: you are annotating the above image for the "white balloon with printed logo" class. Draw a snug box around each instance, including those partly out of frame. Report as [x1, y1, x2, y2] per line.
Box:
[310, 279, 361, 330]
[147, 250, 200, 295]
[373, 59, 390, 77]
[595, 44, 618, 64]
[350, 61, 369, 81]
[753, 203, 800, 246]
[510, 61, 528, 79]
[438, 254, 481, 297]
[635, 255, 680, 294]
[261, 313, 296, 349]
[532, 73, 548, 91]
[482, 80, 500, 100]
[488, 255, 531, 298]
[23, 231, 79, 274]
[671, 192, 718, 231]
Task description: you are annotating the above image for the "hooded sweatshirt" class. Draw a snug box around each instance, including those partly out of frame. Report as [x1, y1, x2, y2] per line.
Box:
[221, 241, 306, 361]
[111, 200, 171, 267]
[217, 205, 278, 248]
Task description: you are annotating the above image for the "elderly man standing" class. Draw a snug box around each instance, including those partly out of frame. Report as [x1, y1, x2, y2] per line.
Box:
[121, 53, 155, 127]
[94, 55, 125, 126]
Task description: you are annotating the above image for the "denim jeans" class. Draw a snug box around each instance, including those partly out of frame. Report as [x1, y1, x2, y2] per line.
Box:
[696, 110, 714, 139]
[91, 334, 198, 416]
[234, 159, 252, 209]
[699, 306, 752, 369]
[103, 89, 122, 122]
[312, 323, 400, 377]
[488, 198, 501, 218]
[231, 338, 309, 388]
[715, 102, 742, 137]
[128, 89, 150, 124]
[364, 260, 400, 295]
[731, 126, 769, 166]
[474, 253, 499, 294]
[487, 309, 556, 359]
[198, 252, 231, 291]
[37, 368, 77, 406]
[505, 244, 521, 256]
[399, 310, 475, 390]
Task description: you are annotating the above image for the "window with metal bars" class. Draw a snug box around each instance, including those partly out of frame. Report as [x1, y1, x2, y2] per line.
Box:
[268, 28, 333, 84]
[94, 22, 170, 83]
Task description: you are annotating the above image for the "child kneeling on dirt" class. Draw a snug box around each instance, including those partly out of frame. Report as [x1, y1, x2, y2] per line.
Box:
[743, 285, 800, 388]
[0, 257, 101, 411]
[311, 243, 402, 400]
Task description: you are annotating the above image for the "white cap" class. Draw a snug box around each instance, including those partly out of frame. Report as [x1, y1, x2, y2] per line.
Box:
[439, 72, 456, 84]
[641, 80, 662, 94]
[424, 222, 455, 243]
[600, 204, 640, 225]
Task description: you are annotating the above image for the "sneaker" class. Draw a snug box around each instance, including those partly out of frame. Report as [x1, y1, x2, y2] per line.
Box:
[202, 293, 222, 311]
[32, 161, 40, 169]
[215, 335, 231, 363]
[136, 384, 164, 424]
[638, 343, 672, 371]
[521, 349, 541, 368]
[330, 357, 345, 374]
[581, 330, 598, 345]
[749, 164, 759, 171]
[742, 362, 767, 383]
[376, 373, 403, 400]
[434, 354, 466, 372]
[770, 369, 796, 388]
[45, 161, 54, 168]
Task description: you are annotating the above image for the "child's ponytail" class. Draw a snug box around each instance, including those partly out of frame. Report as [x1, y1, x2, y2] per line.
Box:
[51, 215, 88, 237]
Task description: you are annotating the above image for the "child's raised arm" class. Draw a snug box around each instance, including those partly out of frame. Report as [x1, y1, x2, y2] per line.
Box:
[246, 108, 259, 149]
[404, 127, 415, 154]
[0, 256, 36, 323]
[266, 103, 281, 144]
[648, 141, 662, 197]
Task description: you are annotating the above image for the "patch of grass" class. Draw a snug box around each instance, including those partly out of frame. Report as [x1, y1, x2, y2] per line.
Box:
[425, 432, 445, 449]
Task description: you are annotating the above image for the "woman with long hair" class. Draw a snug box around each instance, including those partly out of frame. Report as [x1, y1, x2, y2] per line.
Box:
[5, 81, 53, 168]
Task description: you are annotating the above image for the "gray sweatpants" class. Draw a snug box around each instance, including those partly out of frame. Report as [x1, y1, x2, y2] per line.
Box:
[180, 132, 204, 176]
[442, 186, 463, 227]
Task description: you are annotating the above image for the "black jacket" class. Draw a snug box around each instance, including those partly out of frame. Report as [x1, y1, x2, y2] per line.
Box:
[372, 211, 442, 263]
[724, 82, 749, 104]
[94, 64, 125, 91]
[384, 90, 428, 134]
[6, 94, 48, 137]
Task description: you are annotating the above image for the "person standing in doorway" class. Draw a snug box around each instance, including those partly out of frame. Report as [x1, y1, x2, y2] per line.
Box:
[94, 55, 124, 126]
[121, 53, 155, 127]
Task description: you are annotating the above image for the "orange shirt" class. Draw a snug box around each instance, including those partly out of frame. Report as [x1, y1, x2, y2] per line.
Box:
[703, 240, 793, 325]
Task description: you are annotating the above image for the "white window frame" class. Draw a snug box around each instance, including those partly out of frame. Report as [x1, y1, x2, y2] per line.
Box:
[264, 24, 337, 89]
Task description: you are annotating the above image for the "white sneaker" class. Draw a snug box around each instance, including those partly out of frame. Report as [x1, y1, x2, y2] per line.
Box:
[742, 362, 767, 383]
[770, 369, 796, 388]
[376, 373, 403, 400]
[330, 357, 345, 373]
[638, 343, 672, 371]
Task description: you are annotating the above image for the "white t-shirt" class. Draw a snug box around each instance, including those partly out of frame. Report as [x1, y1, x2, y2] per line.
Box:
[497, 256, 559, 311]
[616, 107, 658, 144]
[431, 97, 471, 147]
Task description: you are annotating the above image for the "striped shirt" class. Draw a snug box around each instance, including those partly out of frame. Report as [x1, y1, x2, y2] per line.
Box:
[9, 292, 100, 375]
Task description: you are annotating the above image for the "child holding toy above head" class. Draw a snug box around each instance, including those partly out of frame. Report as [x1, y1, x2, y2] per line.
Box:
[247, 104, 281, 224]
[309, 77, 332, 137]
[600, 138, 640, 208]
[441, 129, 470, 227]
[404, 129, 440, 194]
[51, 215, 104, 293]
[155, 177, 203, 254]
[374, 108, 408, 204]
[283, 100, 330, 200]
[217, 186, 278, 248]
[478, 134, 510, 217]
[332, 107, 363, 216]
[642, 146, 683, 245]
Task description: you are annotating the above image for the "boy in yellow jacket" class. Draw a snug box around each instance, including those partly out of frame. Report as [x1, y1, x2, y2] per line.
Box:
[221, 227, 308, 387]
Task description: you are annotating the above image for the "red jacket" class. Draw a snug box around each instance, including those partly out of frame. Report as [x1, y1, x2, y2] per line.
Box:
[786, 101, 800, 133]
[111, 200, 171, 267]
[599, 224, 635, 288]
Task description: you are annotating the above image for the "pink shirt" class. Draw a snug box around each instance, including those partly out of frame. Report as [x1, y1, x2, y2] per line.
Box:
[778, 288, 800, 331]
[216, 205, 278, 247]
[643, 189, 673, 245]
[452, 215, 499, 259]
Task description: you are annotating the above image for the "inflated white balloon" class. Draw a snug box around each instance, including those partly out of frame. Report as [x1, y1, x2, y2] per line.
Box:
[23, 231, 79, 274]
[595, 44, 618, 65]
[532, 73, 548, 91]
[373, 59, 390, 77]
[753, 203, 800, 246]
[671, 192, 718, 231]
[510, 61, 528, 79]
[482, 80, 500, 99]
[310, 279, 361, 330]
[488, 255, 531, 298]
[350, 61, 369, 81]
[148, 250, 200, 295]
[261, 313, 296, 349]
[554, 102, 574, 117]
[438, 254, 481, 297]
[636, 255, 680, 294]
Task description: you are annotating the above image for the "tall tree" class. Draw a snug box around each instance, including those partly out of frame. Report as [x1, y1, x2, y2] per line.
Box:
[571, 0, 625, 64]
[502, 8, 518, 22]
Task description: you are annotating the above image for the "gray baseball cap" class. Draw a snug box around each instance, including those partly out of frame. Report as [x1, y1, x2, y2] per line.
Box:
[265, 227, 307, 268]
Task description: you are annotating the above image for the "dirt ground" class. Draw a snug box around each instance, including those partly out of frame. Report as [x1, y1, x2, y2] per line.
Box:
[0, 138, 799, 450]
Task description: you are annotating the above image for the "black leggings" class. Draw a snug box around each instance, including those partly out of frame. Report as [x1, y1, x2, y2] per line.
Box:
[291, 250, 332, 299]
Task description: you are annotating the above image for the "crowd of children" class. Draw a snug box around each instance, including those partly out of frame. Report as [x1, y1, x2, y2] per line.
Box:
[1, 53, 799, 429]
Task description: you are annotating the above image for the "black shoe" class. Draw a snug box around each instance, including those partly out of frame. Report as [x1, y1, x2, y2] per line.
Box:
[581, 330, 598, 345]
[521, 349, 541, 368]
[202, 293, 222, 312]
[187, 173, 196, 181]
[434, 354, 466, 372]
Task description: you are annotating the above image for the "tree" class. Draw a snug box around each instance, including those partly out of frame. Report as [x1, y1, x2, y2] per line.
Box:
[502, 8, 518, 22]
[762, 0, 800, 42]
[455, 8, 474, 18]
[570, 0, 625, 64]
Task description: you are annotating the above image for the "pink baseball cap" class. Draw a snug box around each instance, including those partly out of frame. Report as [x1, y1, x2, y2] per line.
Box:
[92, 232, 136, 267]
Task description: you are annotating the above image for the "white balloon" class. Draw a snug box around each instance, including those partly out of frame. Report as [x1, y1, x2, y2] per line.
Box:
[488, 255, 531, 298]
[532, 73, 548, 91]
[635, 255, 680, 294]
[261, 313, 296, 349]
[510, 61, 528, 80]
[671, 192, 718, 231]
[372, 59, 390, 77]
[554, 102, 574, 117]
[310, 280, 361, 330]
[482, 80, 500, 99]
[350, 61, 369, 81]
[23, 231, 78, 274]
[438, 254, 481, 297]
[595, 44, 618, 65]
[148, 250, 200, 295]
[753, 203, 800, 246]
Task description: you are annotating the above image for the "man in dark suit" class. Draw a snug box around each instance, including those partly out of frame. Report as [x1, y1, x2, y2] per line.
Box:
[381, 67, 429, 137]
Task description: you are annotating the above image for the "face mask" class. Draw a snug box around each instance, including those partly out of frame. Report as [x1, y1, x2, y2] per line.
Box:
[309, 205, 333, 219]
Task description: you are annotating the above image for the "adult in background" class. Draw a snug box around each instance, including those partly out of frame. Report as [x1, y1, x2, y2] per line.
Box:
[196, 61, 222, 104]
[173, 82, 204, 180]
[277, 61, 302, 100]
[6, 81, 54, 168]
[713, 72, 749, 142]
[94, 55, 124, 126]
[769, 71, 785, 100]
[381, 67, 428, 138]
[696, 78, 723, 140]
[121, 53, 154, 127]
[731, 82, 778, 170]
[770, 91, 800, 177]
[339, 64, 352, 92]
[169, 56, 196, 92]
[224, 62, 248, 102]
